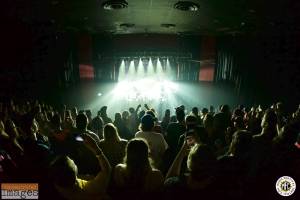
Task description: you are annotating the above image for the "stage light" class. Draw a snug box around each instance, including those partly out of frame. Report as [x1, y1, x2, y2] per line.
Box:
[112, 78, 178, 102]
[136, 58, 144, 77]
[124, 58, 130, 74]
[118, 59, 125, 81]
[166, 58, 172, 79]
[156, 58, 164, 79]
[133, 58, 139, 70]
[128, 60, 135, 80]
[141, 57, 149, 64]
[97, 93, 102, 97]
[148, 58, 155, 77]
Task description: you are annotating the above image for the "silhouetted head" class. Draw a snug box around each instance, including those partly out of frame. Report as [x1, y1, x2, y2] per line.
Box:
[129, 107, 135, 114]
[175, 107, 185, 122]
[140, 114, 154, 131]
[122, 111, 129, 120]
[165, 109, 171, 117]
[100, 106, 108, 116]
[203, 114, 214, 129]
[229, 130, 252, 157]
[221, 105, 230, 113]
[186, 115, 198, 130]
[261, 109, 277, 130]
[91, 115, 103, 131]
[193, 126, 209, 144]
[187, 144, 216, 180]
[201, 108, 209, 116]
[103, 123, 120, 141]
[76, 113, 88, 131]
[192, 107, 199, 116]
[114, 113, 122, 122]
[50, 155, 77, 188]
[124, 139, 151, 172]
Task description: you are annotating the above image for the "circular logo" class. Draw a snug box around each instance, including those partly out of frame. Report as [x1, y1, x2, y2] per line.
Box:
[276, 176, 296, 196]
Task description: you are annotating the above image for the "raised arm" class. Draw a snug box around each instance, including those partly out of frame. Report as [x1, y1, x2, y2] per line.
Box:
[0, 120, 9, 139]
[144, 104, 150, 111]
[165, 140, 189, 179]
[82, 134, 112, 194]
[135, 104, 141, 114]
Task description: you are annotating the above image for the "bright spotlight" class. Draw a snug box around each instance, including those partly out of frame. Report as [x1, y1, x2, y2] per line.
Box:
[97, 93, 102, 97]
[136, 58, 144, 77]
[148, 58, 155, 77]
[112, 78, 178, 102]
[166, 58, 172, 80]
[128, 60, 135, 80]
[119, 59, 125, 81]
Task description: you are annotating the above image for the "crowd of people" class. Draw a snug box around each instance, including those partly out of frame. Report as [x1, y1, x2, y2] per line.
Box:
[0, 100, 299, 199]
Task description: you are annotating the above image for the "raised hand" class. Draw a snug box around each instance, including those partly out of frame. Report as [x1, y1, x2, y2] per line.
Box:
[82, 133, 102, 155]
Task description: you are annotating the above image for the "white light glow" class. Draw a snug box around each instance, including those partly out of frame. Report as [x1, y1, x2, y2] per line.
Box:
[116, 57, 177, 103]
[112, 78, 178, 102]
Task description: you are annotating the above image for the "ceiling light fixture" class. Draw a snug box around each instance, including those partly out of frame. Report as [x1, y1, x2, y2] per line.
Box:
[102, 0, 128, 10]
[174, 1, 199, 11]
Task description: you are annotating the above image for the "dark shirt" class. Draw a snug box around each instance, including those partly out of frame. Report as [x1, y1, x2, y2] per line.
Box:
[213, 112, 231, 143]
[65, 130, 100, 175]
[166, 122, 186, 150]
[114, 120, 132, 140]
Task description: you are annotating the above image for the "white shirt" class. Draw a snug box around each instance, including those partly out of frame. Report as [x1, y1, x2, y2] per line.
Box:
[135, 131, 168, 167]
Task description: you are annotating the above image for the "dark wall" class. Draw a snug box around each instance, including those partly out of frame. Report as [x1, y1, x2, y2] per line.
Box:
[0, 18, 78, 104]
[92, 34, 201, 59]
[216, 32, 300, 110]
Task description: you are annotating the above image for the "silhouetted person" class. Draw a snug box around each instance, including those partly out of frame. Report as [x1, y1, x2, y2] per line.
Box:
[128, 105, 141, 135]
[135, 114, 168, 168]
[161, 109, 171, 134]
[213, 104, 231, 145]
[164, 143, 221, 199]
[99, 123, 127, 167]
[50, 134, 111, 200]
[90, 111, 104, 139]
[191, 107, 202, 125]
[166, 107, 186, 151]
[66, 113, 100, 175]
[112, 139, 164, 199]
[114, 112, 131, 140]
[99, 106, 112, 125]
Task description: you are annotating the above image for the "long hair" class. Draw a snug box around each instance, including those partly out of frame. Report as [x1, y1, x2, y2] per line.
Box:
[187, 144, 216, 181]
[123, 139, 152, 188]
[103, 123, 121, 141]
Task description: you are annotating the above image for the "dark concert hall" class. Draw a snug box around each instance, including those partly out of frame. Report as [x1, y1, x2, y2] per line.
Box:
[1, 0, 299, 199]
